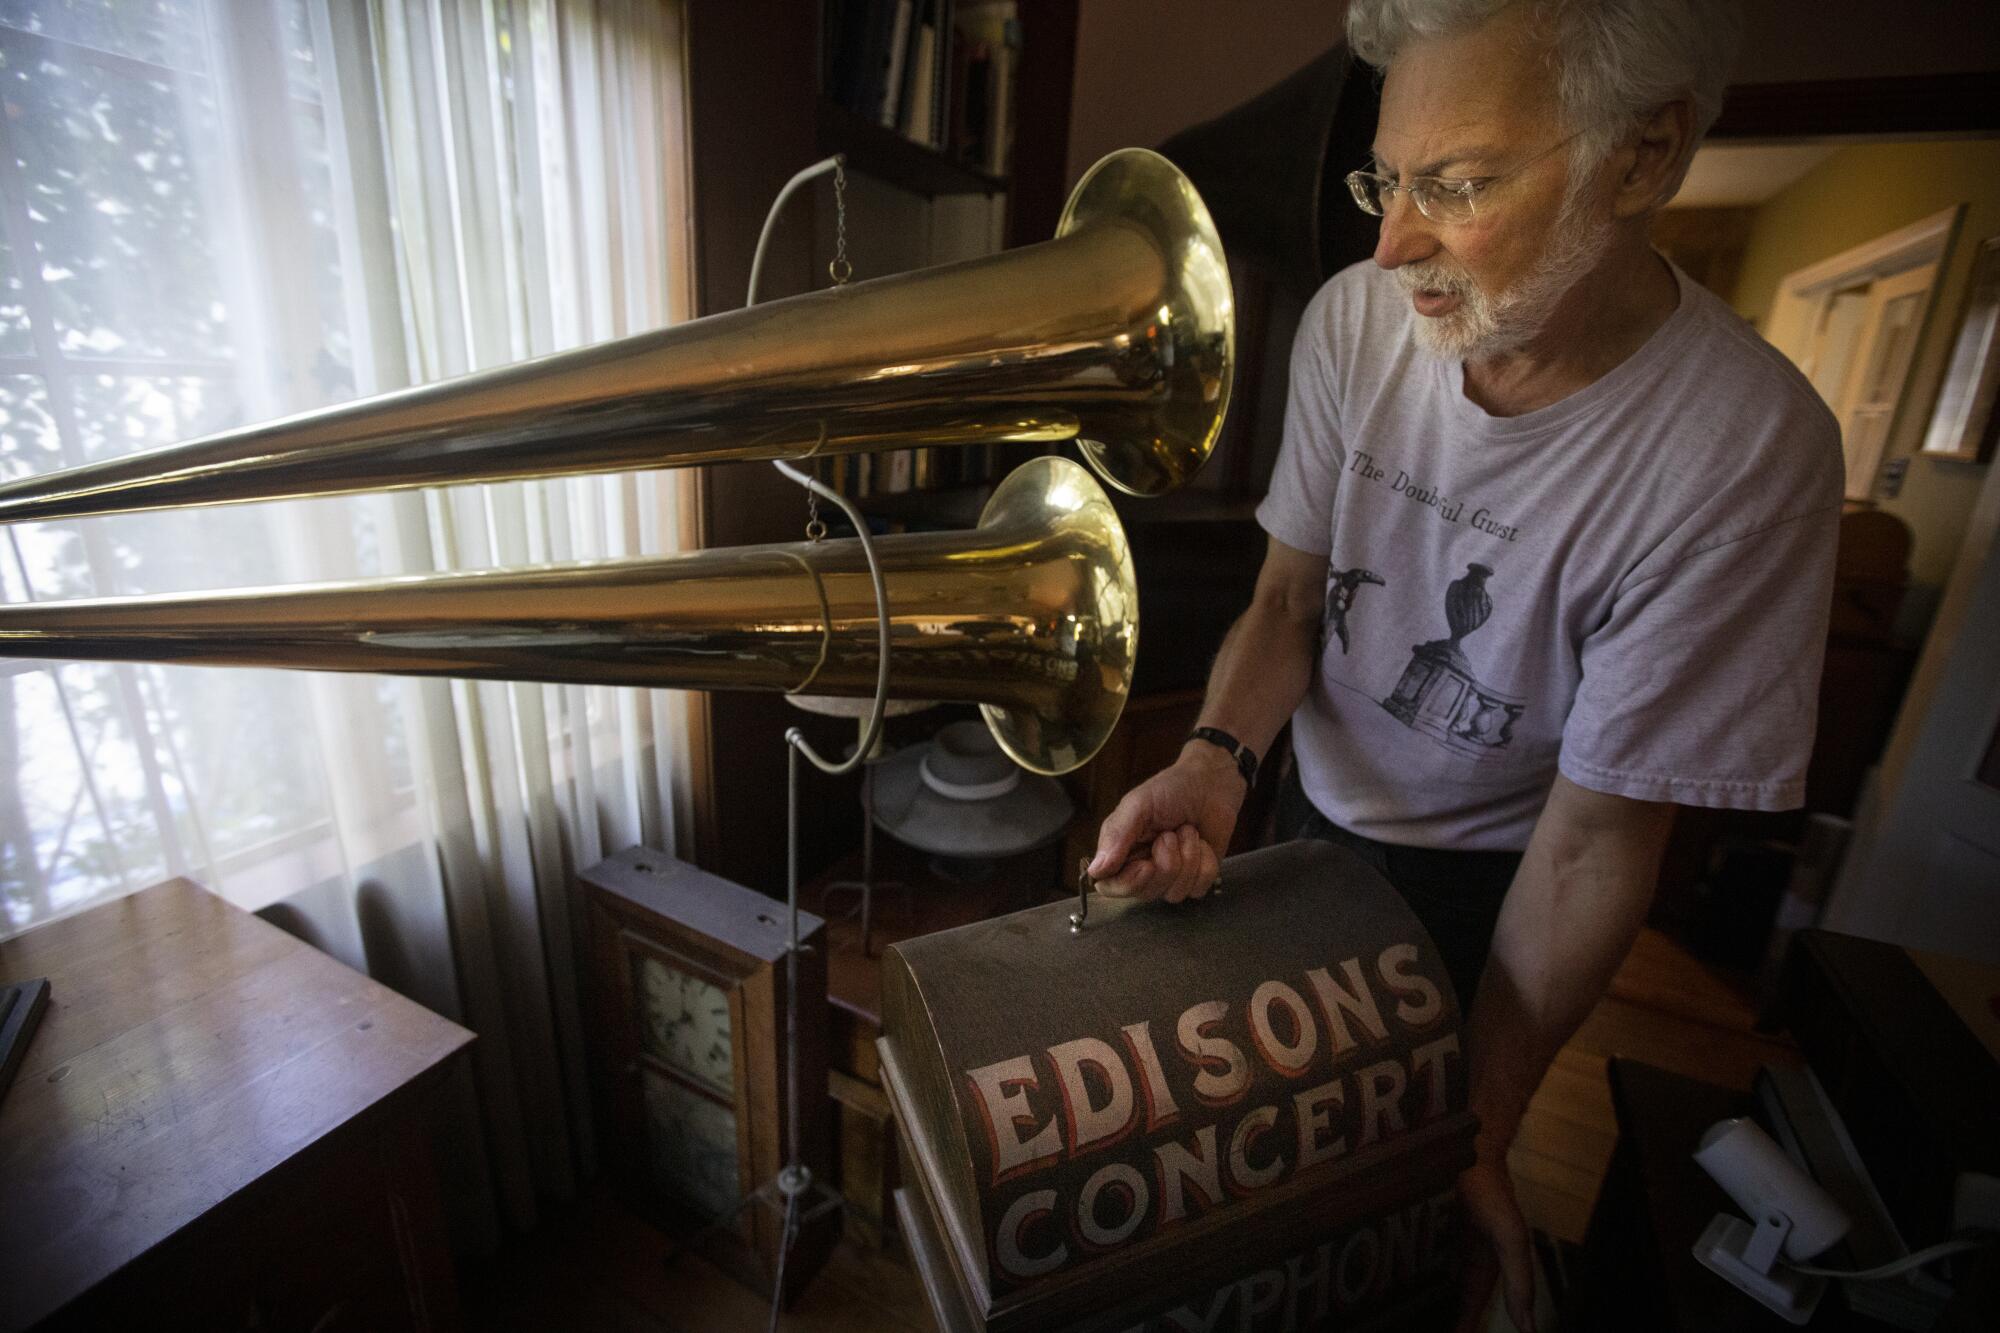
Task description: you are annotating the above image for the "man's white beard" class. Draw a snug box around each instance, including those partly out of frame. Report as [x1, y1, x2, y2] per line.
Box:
[1397, 185, 1615, 361]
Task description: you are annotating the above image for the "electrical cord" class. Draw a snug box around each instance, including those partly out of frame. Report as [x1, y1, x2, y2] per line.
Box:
[1787, 1236, 1986, 1281]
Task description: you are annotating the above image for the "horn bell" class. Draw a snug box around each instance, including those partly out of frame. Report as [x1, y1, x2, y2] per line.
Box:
[0, 456, 1135, 776]
[0, 148, 1230, 525]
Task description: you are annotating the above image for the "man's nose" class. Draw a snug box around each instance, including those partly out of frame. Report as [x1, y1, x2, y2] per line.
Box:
[1372, 193, 1439, 270]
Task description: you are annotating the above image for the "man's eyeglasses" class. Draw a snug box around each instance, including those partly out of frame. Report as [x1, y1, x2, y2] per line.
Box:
[1345, 132, 1583, 225]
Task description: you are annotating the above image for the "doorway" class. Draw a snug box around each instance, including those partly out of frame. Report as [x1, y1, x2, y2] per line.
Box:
[1760, 206, 1957, 499]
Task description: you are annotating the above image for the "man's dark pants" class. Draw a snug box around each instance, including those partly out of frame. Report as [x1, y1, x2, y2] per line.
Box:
[1276, 770, 1523, 1013]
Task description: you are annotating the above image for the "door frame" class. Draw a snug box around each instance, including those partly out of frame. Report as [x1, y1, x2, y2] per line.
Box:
[1764, 205, 1961, 363]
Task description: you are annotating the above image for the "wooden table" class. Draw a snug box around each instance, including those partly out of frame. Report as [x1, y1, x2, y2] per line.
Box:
[0, 879, 474, 1332]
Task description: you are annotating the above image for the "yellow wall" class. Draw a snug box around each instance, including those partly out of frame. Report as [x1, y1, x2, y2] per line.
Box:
[1731, 139, 2000, 590]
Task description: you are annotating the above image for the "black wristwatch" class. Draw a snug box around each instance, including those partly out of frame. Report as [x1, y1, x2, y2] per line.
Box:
[1187, 726, 1258, 788]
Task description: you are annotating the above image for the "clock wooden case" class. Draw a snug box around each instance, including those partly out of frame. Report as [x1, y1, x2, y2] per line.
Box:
[580, 844, 835, 1303]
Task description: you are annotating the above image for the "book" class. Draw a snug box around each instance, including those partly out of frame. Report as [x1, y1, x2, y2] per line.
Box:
[983, 25, 1015, 176]
[956, 1, 1016, 174]
[901, 21, 938, 146]
[850, 0, 897, 119]
[878, 0, 914, 127]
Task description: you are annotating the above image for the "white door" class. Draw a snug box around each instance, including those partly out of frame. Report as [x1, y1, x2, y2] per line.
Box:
[1830, 465, 2000, 964]
[1777, 263, 1939, 499]
[1830, 264, 1936, 498]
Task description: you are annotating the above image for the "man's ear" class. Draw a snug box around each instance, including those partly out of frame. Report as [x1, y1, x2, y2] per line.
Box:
[1613, 97, 1695, 218]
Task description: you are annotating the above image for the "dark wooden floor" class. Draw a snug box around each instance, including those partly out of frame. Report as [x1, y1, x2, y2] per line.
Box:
[459, 926, 1794, 1331]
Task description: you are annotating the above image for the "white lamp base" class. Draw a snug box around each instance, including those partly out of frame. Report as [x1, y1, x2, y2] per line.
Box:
[1694, 1213, 1828, 1325]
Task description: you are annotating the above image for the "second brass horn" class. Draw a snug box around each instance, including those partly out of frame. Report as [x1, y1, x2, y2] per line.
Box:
[0, 149, 1231, 525]
[0, 457, 1134, 776]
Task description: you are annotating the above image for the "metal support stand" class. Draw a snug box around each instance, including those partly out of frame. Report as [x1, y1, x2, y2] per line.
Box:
[815, 717, 910, 956]
[698, 150, 873, 1331]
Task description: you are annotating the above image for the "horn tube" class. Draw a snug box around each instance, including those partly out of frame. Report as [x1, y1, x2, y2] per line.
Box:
[0, 457, 1135, 776]
[0, 149, 1231, 525]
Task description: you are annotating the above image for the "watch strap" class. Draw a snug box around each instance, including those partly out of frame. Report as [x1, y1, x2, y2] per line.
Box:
[1187, 726, 1258, 787]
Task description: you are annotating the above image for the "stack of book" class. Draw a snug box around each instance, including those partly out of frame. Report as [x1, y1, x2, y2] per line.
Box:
[826, 440, 1025, 502]
[823, 0, 1020, 174]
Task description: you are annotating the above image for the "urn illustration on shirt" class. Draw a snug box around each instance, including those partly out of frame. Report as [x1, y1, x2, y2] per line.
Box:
[1382, 562, 1527, 757]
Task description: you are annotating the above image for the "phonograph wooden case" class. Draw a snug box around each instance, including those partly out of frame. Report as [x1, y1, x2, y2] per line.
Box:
[880, 839, 1479, 1332]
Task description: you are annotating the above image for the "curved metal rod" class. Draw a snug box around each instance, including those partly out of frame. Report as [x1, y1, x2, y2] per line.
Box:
[746, 152, 888, 782]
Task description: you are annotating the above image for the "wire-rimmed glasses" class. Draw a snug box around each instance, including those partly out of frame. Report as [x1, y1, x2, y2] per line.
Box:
[1345, 131, 1583, 225]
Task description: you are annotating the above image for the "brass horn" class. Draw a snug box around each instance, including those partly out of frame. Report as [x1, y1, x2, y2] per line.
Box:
[0, 457, 1135, 776]
[0, 149, 1231, 524]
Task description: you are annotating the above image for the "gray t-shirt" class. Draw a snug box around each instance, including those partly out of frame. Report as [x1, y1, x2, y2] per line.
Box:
[1256, 259, 1843, 851]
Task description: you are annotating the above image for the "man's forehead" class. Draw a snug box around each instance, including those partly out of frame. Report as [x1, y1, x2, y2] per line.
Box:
[1371, 5, 1560, 171]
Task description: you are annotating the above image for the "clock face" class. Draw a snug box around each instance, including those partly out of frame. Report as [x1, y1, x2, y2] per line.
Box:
[641, 1067, 741, 1218]
[634, 952, 734, 1096]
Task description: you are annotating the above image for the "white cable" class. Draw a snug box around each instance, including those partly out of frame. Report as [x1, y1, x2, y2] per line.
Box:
[1788, 1236, 1986, 1281]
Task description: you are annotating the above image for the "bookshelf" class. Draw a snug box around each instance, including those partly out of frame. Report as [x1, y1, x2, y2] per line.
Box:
[813, 99, 1003, 199]
[814, 0, 1080, 506]
[818, 1, 1020, 197]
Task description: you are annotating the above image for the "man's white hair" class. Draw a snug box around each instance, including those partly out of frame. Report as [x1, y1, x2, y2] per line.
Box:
[1347, 0, 1741, 185]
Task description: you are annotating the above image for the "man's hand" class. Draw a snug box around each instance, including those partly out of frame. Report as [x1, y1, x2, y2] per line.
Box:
[1454, 1154, 1536, 1333]
[1085, 535, 1323, 903]
[1086, 743, 1245, 902]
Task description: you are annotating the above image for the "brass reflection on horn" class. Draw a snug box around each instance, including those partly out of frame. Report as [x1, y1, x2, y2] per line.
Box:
[0, 148, 1232, 526]
[0, 457, 1136, 777]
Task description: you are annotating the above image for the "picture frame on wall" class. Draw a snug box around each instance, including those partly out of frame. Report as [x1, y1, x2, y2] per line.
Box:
[1921, 233, 2000, 464]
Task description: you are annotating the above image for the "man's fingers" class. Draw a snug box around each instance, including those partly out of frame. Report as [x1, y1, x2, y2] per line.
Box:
[1173, 826, 1204, 900]
[1188, 831, 1221, 898]
[1498, 1229, 1537, 1333]
[1096, 856, 1154, 898]
[1455, 1160, 1536, 1333]
[1173, 826, 1199, 900]
[1155, 831, 1190, 902]
[1091, 813, 1221, 905]
[1453, 1241, 1499, 1333]
[1089, 797, 1152, 879]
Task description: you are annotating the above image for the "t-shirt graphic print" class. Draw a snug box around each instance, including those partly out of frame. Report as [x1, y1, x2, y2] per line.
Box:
[1378, 560, 1527, 758]
[1257, 259, 1843, 852]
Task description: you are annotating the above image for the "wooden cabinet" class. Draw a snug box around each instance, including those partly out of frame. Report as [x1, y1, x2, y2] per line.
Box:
[0, 879, 471, 1333]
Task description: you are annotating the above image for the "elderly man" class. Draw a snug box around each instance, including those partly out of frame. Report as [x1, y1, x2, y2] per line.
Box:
[1088, 1, 1841, 1328]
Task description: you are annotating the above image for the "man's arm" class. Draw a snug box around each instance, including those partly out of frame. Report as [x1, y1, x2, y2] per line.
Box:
[1456, 774, 1676, 1332]
[1087, 535, 1325, 902]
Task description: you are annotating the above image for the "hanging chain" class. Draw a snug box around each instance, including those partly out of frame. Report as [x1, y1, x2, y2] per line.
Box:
[805, 160, 852, 545]
[828, 159, 852, 287]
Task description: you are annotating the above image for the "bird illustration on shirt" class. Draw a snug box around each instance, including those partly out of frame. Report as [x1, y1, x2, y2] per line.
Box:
[1324, 567, 1386, 654]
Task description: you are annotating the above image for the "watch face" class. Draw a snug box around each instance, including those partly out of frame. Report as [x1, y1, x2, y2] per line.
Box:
[642, 1068, 741, 1218]
[634, 951, 735, 1096]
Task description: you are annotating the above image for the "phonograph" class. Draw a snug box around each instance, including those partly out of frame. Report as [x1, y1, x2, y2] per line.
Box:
[0, 146, 1474, 1328]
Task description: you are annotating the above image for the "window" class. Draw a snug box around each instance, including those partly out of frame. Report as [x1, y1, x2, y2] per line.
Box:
[1, 0, 692, 936]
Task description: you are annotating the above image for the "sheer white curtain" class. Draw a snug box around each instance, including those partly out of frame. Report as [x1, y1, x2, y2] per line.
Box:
[0, 0, 694, 1239]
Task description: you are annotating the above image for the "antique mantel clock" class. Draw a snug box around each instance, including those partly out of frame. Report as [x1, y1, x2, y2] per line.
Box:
[579, 844, 834, 1301]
